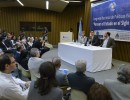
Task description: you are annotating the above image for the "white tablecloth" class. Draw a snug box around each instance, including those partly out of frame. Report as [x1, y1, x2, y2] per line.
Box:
[58, 42, 112, 72]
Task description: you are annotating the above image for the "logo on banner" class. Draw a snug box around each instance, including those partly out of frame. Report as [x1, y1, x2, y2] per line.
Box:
[109, 2, 116, 11]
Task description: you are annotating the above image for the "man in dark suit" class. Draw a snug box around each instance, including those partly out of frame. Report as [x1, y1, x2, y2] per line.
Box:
[52, 57, 68, 86]
[101, 32, 115, 48]
[88, 31, 100, 46]
[32, 38, 50, 56]
[67, 60, 95, 95]
[0, 37, 8, 51]
[4, 33, 13, 48]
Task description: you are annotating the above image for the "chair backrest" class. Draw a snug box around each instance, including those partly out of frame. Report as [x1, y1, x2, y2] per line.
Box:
[17, 63, 31, 78]
[29, 70, 39, 81]
[60, 86, 71, 95]
[71, 89, 87, 100]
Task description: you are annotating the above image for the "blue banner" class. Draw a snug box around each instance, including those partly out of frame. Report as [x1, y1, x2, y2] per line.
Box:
[91, 0, 130, 31]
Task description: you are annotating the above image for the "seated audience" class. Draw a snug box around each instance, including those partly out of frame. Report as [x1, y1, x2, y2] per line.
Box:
[19, 50, 29, 70]
[4, 33, 13, 48]
[0, 53, 30, 100]
[88, 83, 112, 100]
[104, 64, 130, 100]
[52, 57, 69, 86]
[14, 45, 24, 63]
[32, 38, 50, 56]
[0, 37, 8, 51]
[27, 61, 63, 100]
[101, 32, 115, 48]
[28, 48, 45, 80]
[67, 59, 95, 95]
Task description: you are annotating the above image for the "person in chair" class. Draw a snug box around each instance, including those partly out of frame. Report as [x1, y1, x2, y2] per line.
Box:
[67, 59, 95, 95]
[104, 64, 130, 100]
[52, 57, 69, 86]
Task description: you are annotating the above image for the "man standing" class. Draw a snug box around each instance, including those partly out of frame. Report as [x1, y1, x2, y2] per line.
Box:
[0, 54, 29, 100]
[101, 32, 115, 48]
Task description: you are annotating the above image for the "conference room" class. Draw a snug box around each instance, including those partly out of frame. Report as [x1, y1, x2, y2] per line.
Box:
[0, 0, 130, 100]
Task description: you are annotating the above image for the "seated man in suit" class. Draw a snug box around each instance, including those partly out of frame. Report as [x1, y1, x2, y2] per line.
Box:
[52, 57, 69, 86]
[87, 31, 100, 46]
[4, 33, 13, 49]
[101, 32, 115, 48]
[67, 59, 95, 95]
[104, 64, 130, 100]
[32, 38, 50, 56]
[0, 53, 30, 100]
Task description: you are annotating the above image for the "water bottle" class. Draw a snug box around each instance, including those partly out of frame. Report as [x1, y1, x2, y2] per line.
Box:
[87, 41, 89, 46]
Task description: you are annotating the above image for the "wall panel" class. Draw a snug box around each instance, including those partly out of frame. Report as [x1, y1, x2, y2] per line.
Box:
[0, 6, 84, 45]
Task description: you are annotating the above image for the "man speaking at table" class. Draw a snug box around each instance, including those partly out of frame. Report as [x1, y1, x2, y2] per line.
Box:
[88, 31, 100, 46]
[101, 32, 115, 48]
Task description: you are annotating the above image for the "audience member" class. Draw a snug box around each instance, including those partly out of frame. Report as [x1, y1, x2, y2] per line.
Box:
[27, 61, 63, 100]
[19, 50, 29, 70]
[28, 48, 45, 80]
[52, 57, 69, 86]
[88, 83, 112, 100]
[14, 45, 24, 63]
[0, 37, 8, 51]
[101, 32, 115, 48]
[0, 53, 30, 100]
[104, 64, 130, 100]
[67, 59, 95, 95]
[32, 38, 50, 56]
[4, 33, 13, 48]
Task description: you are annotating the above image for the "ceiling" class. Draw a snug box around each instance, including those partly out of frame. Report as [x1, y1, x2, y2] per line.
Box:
[0, 0, 85, 12]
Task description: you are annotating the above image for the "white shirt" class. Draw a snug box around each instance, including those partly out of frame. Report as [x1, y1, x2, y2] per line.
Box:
[0, 72, 29, 100]
[102, 37, 109, 47]
[79, 36, 87, 44]
[28, 57, 45, 80]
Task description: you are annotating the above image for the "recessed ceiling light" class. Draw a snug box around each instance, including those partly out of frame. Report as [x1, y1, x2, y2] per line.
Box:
[17, 0, 24, 6]
[46, 1, 49, 10]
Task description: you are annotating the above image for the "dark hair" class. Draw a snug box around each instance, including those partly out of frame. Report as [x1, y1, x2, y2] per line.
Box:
[70, 28, 73, 32]
[88, 83, 112, 100]
[0, 54, 13, 71]
[16, 45, 23, 51]
[106, 32, 111, 36]
[20, 50, 28, 60]
[34, 61, 58, 95]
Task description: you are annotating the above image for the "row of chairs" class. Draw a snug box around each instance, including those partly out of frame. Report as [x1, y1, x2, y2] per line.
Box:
[17, 63, 87, 100]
